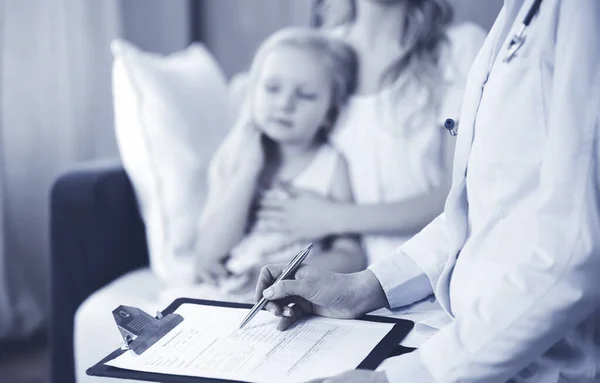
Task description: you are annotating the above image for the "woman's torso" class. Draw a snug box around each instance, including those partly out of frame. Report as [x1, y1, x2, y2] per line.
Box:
[331, 23, 487, 263]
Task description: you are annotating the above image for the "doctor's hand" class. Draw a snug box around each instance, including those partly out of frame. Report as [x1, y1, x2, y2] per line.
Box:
[305, 370, 389, 383]
[257, 188, 341, 241]
[254, 264, 388, 331]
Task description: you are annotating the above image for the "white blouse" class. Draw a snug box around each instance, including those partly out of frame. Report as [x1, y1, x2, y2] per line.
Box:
[331, 23, 487, 264]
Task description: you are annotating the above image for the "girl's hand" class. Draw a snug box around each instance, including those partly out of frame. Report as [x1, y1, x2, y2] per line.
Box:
[194, 255, 230, 286]
[257, 188, 341, 241]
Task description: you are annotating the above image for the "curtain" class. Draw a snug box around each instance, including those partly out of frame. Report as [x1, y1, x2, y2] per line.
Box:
[0, 0, 190, 342]
[0, 0, 122, 341]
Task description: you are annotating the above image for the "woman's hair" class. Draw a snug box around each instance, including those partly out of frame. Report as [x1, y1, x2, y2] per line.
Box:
[311, 0, 356, 28]
[207, 27, 358, 186]
[314, 0, 454, 131]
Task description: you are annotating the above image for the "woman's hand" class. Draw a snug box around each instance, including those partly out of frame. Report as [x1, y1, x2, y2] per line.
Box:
[257, 188, 343, 241]
[305, 370, 389, 383]
[254, 264, 388, 331]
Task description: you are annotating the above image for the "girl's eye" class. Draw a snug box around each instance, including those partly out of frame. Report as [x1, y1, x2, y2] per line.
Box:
[296, 91, 318, 100]
[264, 83, 279, 93]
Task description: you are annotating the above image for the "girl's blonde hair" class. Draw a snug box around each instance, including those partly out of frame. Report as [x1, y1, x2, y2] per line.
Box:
[208, 27, 358, 186]
[316, 0, 454, 133]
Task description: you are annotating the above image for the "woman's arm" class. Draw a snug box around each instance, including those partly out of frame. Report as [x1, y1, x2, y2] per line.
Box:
[307, 237, 365, 273]
[330, 187, 447, 237]
[306, 158, 366, 273]
[318, 136, 454, 238]
[258, 134, 454, 239]
[331, 127, 455, 237]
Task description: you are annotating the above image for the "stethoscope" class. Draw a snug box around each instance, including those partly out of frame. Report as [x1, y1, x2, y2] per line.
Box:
[445, 0, 543, 136]
[504, 0, 543, 63]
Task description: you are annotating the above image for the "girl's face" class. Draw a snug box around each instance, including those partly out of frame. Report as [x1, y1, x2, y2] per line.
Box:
[252, 46, 333, 147]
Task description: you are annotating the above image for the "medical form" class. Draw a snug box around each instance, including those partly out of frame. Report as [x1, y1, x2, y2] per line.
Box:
[105, 303, 394, 383]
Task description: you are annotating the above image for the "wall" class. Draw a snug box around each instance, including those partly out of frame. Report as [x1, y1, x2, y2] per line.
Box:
[452, 0, 504, 31]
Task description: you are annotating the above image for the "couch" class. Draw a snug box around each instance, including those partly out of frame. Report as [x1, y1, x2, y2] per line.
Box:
[49, 159, 419, 383]
[50, 159, 149, 383]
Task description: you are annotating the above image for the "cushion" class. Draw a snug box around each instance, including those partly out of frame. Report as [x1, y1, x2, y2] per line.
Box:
[111, 39, 232, 285]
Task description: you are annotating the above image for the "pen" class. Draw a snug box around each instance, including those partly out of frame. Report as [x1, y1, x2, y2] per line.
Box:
[238, 243, 314, 329]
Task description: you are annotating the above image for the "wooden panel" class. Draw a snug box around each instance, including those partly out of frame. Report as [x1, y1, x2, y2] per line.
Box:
[196, 0, 311, 79]
[121, 0, 190, 54]
[195, 0, 504, 79]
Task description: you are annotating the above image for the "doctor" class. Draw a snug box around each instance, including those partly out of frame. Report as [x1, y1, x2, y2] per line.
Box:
[255, 0, 600, 382]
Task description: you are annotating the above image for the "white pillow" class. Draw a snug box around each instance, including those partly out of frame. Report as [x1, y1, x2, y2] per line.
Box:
[111, 39, 232, 285]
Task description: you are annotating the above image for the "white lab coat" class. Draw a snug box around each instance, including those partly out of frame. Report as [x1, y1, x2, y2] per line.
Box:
[369, 0, 600, 381]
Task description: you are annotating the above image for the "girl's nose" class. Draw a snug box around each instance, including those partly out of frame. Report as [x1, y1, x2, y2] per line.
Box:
[276, 92, 296, 112]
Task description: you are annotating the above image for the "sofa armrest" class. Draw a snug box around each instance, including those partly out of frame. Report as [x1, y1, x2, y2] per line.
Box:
[50, 159, 149, 383]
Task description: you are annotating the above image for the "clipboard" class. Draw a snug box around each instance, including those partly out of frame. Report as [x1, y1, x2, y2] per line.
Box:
[87, 298, 415, 383]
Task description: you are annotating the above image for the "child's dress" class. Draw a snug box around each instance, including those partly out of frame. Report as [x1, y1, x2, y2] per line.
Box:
[158, 143, 343, 304]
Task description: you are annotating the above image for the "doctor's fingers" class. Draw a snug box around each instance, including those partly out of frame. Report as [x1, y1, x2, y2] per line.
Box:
[263, 279, 313, 302]
[254, 264, 289, 301]
[277, 299, 312, 331]
[263, 296, 297, 317]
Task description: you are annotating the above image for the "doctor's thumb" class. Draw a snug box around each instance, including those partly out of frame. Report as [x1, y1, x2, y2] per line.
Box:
[263, 280, 311, 301]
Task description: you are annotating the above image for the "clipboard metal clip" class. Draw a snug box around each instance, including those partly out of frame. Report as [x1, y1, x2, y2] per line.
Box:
[112, 305, 183, 355]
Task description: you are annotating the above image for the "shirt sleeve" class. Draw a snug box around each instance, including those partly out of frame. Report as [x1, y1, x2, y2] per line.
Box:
[383, 2, 600, 381]
[369, 214, 449, 308]
[368, 249, 432, 308]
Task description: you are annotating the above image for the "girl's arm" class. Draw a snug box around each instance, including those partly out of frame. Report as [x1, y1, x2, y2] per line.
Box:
[306, 158, 366, 273]
[196, 122, 265, 268]
[196, 172, 259, 263]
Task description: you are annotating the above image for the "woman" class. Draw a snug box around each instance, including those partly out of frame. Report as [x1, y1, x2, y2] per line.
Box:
[258, 0, 487, 264]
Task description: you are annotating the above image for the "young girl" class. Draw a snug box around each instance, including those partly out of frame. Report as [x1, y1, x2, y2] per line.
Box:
[173, 27, 364, 303]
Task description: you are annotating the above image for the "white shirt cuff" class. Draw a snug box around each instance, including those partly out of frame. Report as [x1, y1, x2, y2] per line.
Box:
[378, 350, 437, 383]
[368, 249, 433, 308]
